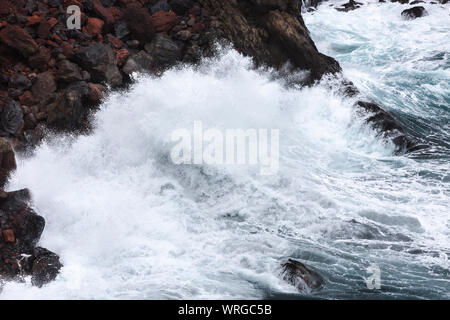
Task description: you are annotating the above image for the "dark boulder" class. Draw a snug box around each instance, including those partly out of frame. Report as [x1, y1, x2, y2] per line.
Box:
[76, 43, 122, 87]
[0, 187, 61, 286]
[391, 0, 410, 3]
[122, 51, 154, 74]
[280, 259, 324, 292]
[144, 33, 182, 68]
[8, 74, 32, 98]
[47, 81, 89, 130]
[114, 21, 130, 39]
[336, 0, 363, 12]
[401, 6, 428, 19]
[1, 100, 24, 135]
[204, 0, 341, 84]
[123, 3, 155, 43]
[0, 25, 39, 57]
[56, 60, 83, 82]
[356, 101, 419, 153]
[31, 72, 57, 102]
[0, 138, 17, 188]
[31, 247, 63, 287]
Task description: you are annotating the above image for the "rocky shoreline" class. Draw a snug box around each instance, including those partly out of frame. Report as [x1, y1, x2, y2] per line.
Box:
[0, 0, 429, 288]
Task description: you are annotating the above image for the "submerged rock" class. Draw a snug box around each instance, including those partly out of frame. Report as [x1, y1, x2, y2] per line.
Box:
[280, 259, 324, 292]
[356, 101, 421, 153]
[401, 6, 428, 19]
[336, 0, 363, 12]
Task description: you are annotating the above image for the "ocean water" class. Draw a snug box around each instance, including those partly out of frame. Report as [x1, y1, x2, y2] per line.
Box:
[1, 2, 449, 299]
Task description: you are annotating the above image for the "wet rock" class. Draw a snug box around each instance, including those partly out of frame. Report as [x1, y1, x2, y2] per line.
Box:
[205, 0, 341, 84]
[145, 33, 181, 68]
[47, 81, 89, 130]
[122, 51, 154, 74]
[0, 138, 17, 188]
[391, 0, 409, 3]
[1, 100, 24, 135]
[0, 189, 44, 248]
[409, 0, 424, 4]
[401, 6, 428, 19]
[345, 219, 413, 242]
[356, 101, 418, 153]
[0, 187, 61, 285]
[0, 25, 39, 57]
[115, 48, 130, 66]
[123, 3, 155, 43]
[280, 259, 324, 292]
[336, 0, 363, 12]
[88, 82, 106, 103]
[31, 247, 63, 287]
[168, 0, 193, 15]
[56, 60, 83, 82]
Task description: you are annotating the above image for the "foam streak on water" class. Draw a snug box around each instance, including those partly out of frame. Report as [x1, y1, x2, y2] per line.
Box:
[1, 4, 449, 299]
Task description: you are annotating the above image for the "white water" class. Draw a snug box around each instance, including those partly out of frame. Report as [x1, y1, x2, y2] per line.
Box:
[1, 3, 449, 299]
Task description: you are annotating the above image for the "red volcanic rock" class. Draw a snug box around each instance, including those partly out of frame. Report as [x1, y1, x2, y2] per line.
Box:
[26, 15, 41, 27]
[2, 229, 15, 243]
[0, 25, 39, 57]
[37, 19, 51, 39]
[93, 0, 115, 26]
[47, 17, 58, 29]
[151, 11, 180, 33]
[123, 3, 155, 42]
[115, 48, 130, 66]
[19, 91, 39, 106]
[108, 34, 123, 49]
[28, 46, 52, 71]
[88, 82, 106, 103]
[191, 23, 205, 33]
[85, 17, 105, 34]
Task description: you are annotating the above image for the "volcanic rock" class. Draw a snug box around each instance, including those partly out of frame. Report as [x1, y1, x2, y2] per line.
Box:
[281, 259, 324, 292]
[401, 6, 428, 19]
[144, 33, 182, 68]
[0, 25, 39, 57]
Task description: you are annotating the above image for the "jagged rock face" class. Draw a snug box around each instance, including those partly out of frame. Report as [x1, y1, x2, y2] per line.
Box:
[0, 139, 62, 287]
[204, 0, 341, 83]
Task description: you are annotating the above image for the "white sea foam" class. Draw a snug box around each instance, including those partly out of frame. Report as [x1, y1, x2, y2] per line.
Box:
[1, 4, 449, 299]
